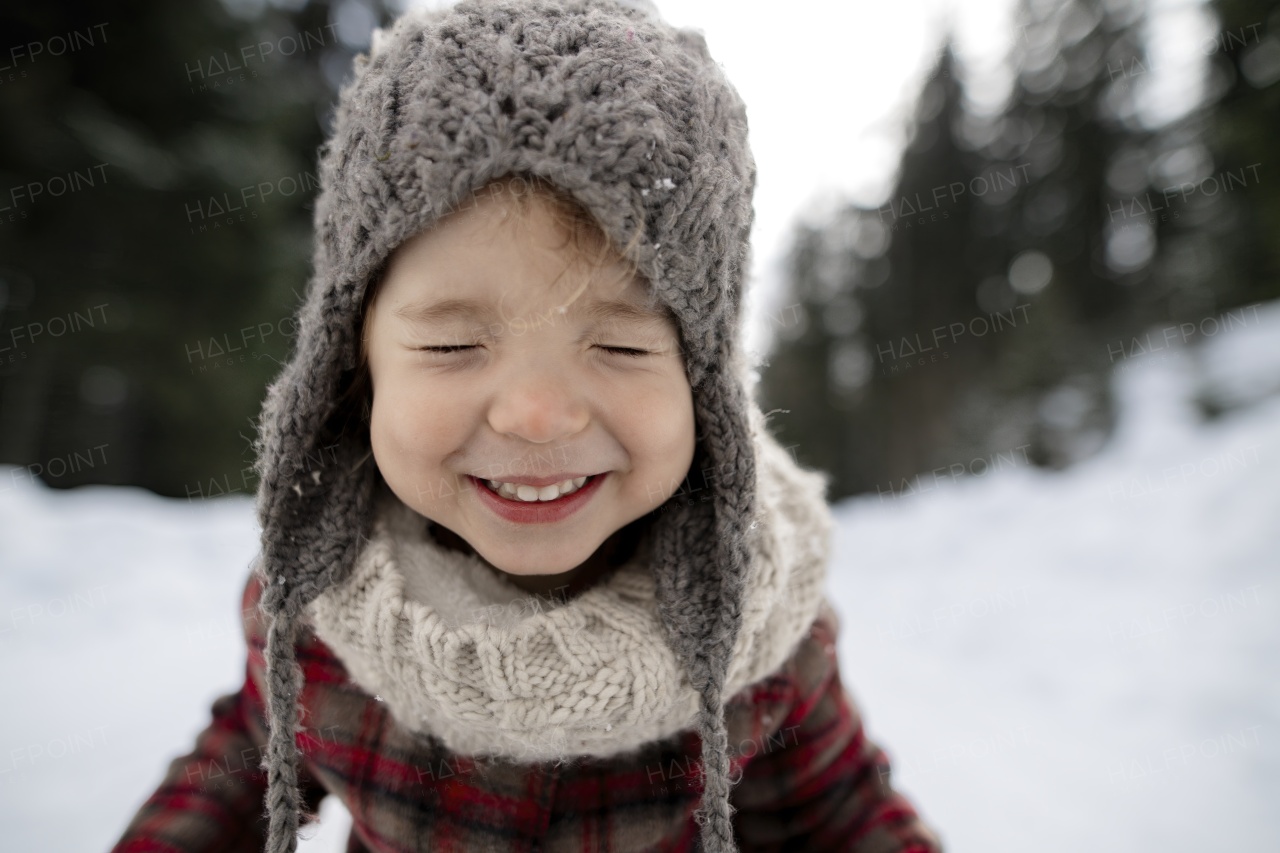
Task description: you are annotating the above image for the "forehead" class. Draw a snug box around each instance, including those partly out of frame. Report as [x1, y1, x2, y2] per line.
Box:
[376, 190, 672, 327]
[391, 291, 672, 328]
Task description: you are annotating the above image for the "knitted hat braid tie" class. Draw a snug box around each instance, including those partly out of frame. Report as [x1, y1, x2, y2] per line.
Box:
[693, 685, 738, 852]
[263, 604, 305, 853]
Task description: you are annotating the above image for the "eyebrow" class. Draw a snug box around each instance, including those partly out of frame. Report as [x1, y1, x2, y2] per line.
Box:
[393, 296, 673, 327]
[393, 297, 494, 325]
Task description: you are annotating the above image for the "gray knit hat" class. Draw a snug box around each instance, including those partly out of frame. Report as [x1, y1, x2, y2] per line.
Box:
[251, 0, 758, 849]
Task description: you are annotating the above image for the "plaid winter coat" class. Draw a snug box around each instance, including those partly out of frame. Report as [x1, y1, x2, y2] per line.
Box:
[110, 567, 944, 852]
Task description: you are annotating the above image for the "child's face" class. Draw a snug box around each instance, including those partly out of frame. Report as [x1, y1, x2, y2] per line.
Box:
[362, 186, 696, 578]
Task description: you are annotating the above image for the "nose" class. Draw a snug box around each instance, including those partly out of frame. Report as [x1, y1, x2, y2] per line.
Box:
[486, 356, 590, 444]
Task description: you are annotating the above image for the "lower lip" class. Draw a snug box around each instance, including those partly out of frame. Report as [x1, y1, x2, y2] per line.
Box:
[469, 473, 606, 524]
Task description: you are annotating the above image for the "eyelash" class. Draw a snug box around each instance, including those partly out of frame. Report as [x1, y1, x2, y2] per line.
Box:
[417, 345, 651, 358]
[417, 345, 476, 354]
[599, 346, 650, 358]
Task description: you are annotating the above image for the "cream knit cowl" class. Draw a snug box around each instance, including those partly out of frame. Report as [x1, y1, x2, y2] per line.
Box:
[304, 419, 833, 762]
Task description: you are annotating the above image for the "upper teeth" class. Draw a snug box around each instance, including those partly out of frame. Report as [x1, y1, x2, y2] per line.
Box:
[485, 476, 589, 502]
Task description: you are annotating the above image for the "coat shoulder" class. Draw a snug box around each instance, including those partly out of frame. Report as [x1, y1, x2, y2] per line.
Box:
[723, 598, 842, 749]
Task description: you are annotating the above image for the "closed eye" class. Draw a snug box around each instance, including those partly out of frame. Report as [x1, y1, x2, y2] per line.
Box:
[416, 344, 652, 358]
[598, 346, 650, 358]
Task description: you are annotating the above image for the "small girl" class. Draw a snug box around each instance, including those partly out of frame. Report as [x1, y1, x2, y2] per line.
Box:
[112, 1, 944, 851]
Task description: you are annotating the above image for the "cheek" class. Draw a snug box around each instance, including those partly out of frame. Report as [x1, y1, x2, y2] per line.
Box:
[614, 374, 696, 468]
[369, 377, 459, 468]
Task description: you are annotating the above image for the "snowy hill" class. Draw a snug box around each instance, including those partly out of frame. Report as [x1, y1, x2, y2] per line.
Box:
[2, 302, 1278, 852]
[825, 303, 1280, 852]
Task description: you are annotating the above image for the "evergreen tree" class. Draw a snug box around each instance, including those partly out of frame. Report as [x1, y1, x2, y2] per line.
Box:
[0, 0, 399, 497]
[760, 0, 1165, 498]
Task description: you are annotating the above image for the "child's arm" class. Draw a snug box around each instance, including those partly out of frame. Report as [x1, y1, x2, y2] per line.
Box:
[730, 603, 945, 852]
[109, 670, 328, 852]
[110, 575, 328, 852]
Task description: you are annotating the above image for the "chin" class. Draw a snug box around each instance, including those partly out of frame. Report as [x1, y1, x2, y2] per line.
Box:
[477, 547, 582, 578]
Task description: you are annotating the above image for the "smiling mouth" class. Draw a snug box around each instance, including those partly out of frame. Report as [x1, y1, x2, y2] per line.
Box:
[480, 474, 599, 503]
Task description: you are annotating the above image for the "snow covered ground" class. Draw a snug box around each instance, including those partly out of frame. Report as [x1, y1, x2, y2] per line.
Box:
[828, 303, 1280, 852]
[2, 301, 1277, 852]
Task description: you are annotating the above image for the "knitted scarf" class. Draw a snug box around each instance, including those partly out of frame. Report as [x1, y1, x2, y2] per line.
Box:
[304, 422, 832, 764]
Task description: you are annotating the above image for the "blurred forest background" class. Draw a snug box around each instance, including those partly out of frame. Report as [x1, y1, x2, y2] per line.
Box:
[0, 0, 1277, 501]
[760, 0, 1280, 497]
[0, 0, 404, 498]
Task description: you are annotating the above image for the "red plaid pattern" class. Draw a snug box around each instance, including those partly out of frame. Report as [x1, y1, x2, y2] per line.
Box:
[111, 570, 944, 852]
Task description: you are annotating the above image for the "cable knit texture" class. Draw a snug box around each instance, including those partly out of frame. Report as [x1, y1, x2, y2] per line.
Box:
[305, 420, 831, 762]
